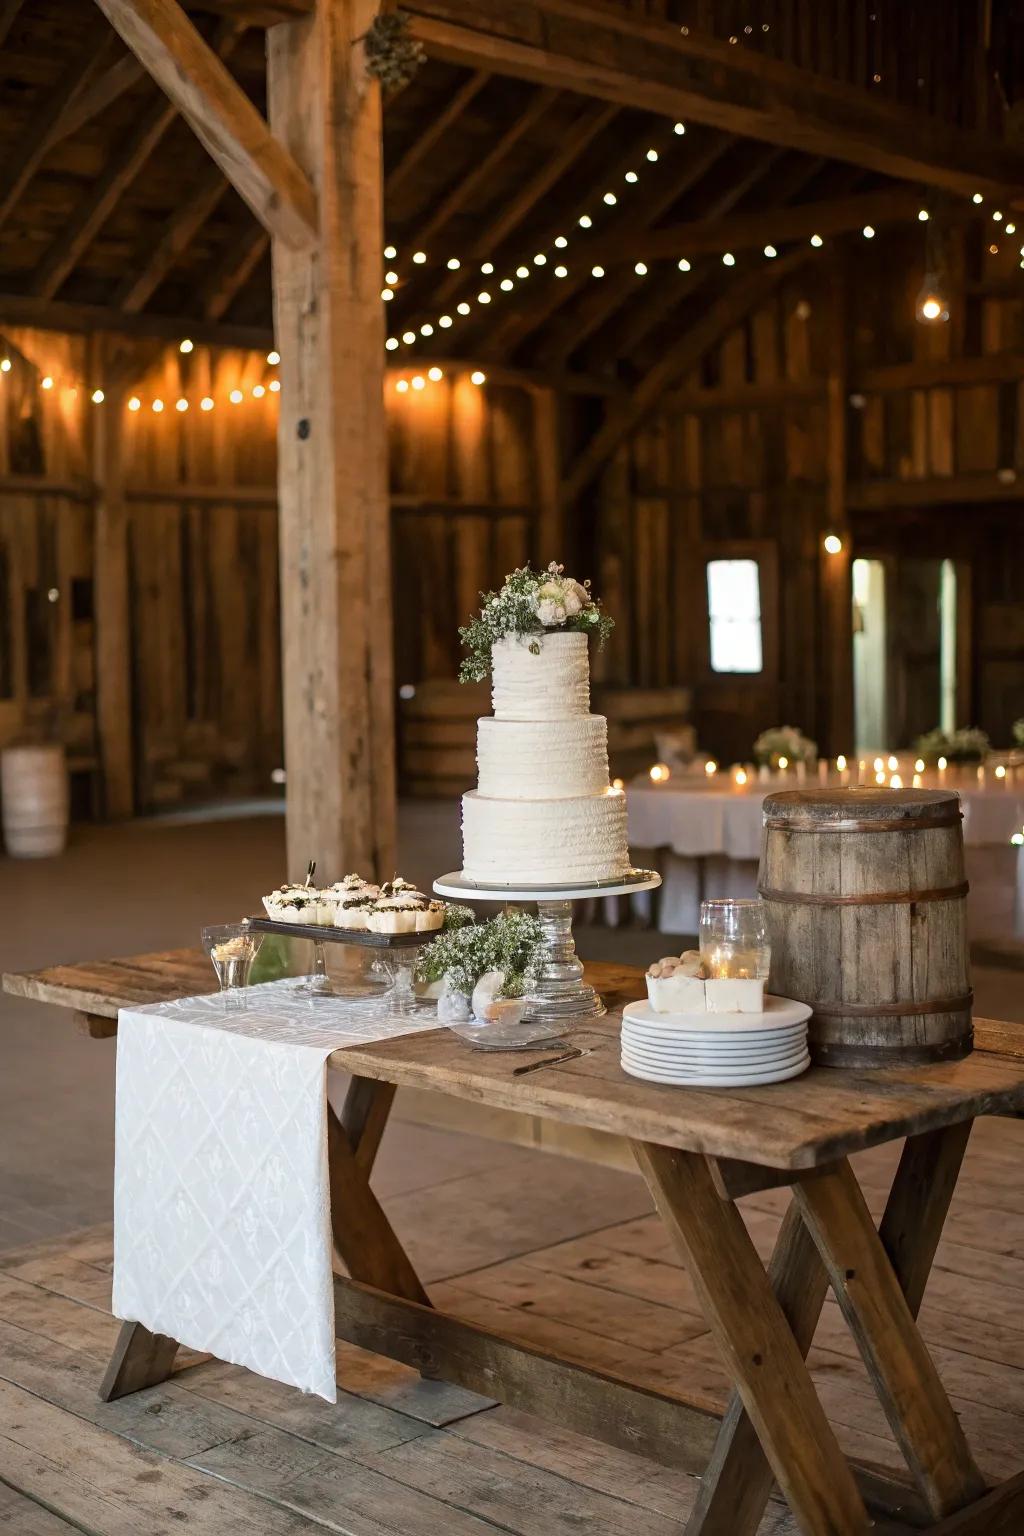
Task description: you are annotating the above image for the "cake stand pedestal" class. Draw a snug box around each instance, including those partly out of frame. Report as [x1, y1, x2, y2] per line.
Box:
[433, 871, 662, 1030]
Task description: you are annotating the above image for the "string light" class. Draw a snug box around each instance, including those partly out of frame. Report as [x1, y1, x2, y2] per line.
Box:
[863, 225, 875, 238]
[267, 350, 280, 365]
[993, 210, 1003, 222]
[973, 193, 984, 204]
[128, 396, 141, 411]
[591, 265, 605, 278]
[810, 233, 823, 247]
[381, 287, 394, 301]
[646, 149, 658, 161]
[634, 261, 648, 276]
[554, 265, 568, 278]
[678, 257, 691, 271]
[439, 315, 453, 327]
[534, 253, 547, 265]
[395, 378, 409, 393]
[421, 322, 434, 334]
[500, 278, 514, 290]
[722, 252, 736, 265]
[229, 389, 243, 404]
[578, 215, 592, 228]
[446, 257, 460, 270]
[179, 338, 193, 353]
[603, 192, 617, 206]
[763, 244, 777, 258]
[674, 122, 685, 134]
[823, 533, 843, 554]
[649, 763, 670, 782]
[470, 370, 486, 385]
[384, 244, 397, 260]
[427, 366, 443, 381]
[386, 337, 399, 351]
[624, 170, 638, 183]
[476, 291, 491, 303]
[553, 236, 568, 249]
[918, 209, 929, 221]
[516, 265, 530, 279]
[412, 250, 427, 264]
[0, 358, 11, 372]
[269, 379, 281, 392]
[201, 396, 214, 411]
[411, 375, 426, 390]
[91, 388, 104, 404]
[385, 270, 398, 285]
[41, 376, 53, 390]
[252, 384, 266, 398]
[481, 261, 494, 273]
[152, 398, 164, 413]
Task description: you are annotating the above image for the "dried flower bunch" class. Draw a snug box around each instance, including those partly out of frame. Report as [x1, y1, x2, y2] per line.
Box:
[752, 725, 818, 768]
[915, 727, 991, 763]
[363, 12, 426, 92]
[415, 908, 546, 999]
[458, 562, 613, 683]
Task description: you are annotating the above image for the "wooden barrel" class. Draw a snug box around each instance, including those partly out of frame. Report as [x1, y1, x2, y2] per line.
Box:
[758, 786, 972, 1067]
[1, 744, 69, 859]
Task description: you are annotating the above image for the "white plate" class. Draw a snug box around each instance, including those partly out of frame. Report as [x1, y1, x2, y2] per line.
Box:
[622, 1023, 807, 1050]
[621, 1053, 811, 1088]
[621, 1040, 807, 1066]
[622, 1043, 808, 1071]
[623, 995, 811, 1033]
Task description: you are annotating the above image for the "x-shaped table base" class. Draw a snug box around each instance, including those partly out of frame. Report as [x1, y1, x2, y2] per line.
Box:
[99, 1081, 1024, 1536]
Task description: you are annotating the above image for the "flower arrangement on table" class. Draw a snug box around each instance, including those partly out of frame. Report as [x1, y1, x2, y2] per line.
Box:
[752, 726, 818, 769]
[1013, 719, 1024, 749]
[914, 727, 991, 764]
[458, 562, 613, 683]
[415, 908, 547, 1024]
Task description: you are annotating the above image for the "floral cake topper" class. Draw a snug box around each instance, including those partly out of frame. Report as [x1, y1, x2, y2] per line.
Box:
[458, 561, 613, 683]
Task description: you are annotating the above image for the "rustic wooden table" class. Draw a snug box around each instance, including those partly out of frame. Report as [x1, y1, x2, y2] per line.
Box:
[6, 949, 1024, 1536]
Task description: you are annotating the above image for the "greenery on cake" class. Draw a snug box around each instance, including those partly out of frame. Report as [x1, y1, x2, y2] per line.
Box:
[914, 726, 990, 763]
[458, 562, 613, 683]
[1012, 718, 1024, 748]
[415, 908, 546, 998]
[752, 725, 817, 768]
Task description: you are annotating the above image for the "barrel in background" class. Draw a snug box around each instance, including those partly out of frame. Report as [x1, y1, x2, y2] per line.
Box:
[1, 744, 70, 859]
[759, 786, 972, 1067]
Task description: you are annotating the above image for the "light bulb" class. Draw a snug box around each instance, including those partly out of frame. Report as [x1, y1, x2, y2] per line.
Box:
[646, 148, 658, 161]
[176, 397, 189, 411]
[500, 278, 513, 291]
[228, 389, 242, 404]
[446, 257, 460, 270]
[201, 396, 214, 411]
[385, 337, 399, 351]
[91, 388, 104, 403]
[650, 762, 670, 782]
[603, 192, 617, 206]
[722, 252, 735, 266]
[578, 215, 592, 228]
[439, 315, 453, 327]
[533, 253, 547, 265]
[41, 375, 53, 390]
[402, 330, 416, 343]
[674, 122, 685, 134]
[427, 366, 443, 381]
[918, 208, 929, 221]
[381, 288, 394, 301]
[470, 370, 486, 386]
[480, 261, 494, 274]
[395, 379, 409, 393]
[411, 375, 425, 390]
[128, 396, 141, 411]
[554, 265, 568, 278]
[823, 533, 843, 554]
[973, 193, 983, 204]
[252, 384, 265, 399]
[420, 322, 434, 335]
[1007, 223, 1017, 234]
[836, 754, 847, 771]
[873, 757, 884, 772]
[516, 265, 530, 279]
[777, 756, 788, 770]
[0, 358, 10, 373]
[385, 270, 398, 285]
[457, 301, 471, 315]
[996, 764, 1007, 778]
[634, 261, 648, 275]
[267, 350, 280, 365]
[890, 773, 903, 788]
[153, 398, 165, 412]
[476, 292, 491, 304]
[384, 245, 397, 259]
[993, 210, 1003, 221]
[179, 338, 193, 353]
[735, 768, 748, 785]
[554, 236, 568, 248]
[412, 250, 427, 264]
[875, 770, 886, 784]
[763, 244, 777, 258]
[863, 225, 875, 238]
[677, 257, 691, 271]
[625, 170, 638, 183]
[705, 759, 717, 776]
[938, 755, 948, 770]
[915, 758, 925, 773]
[887, 754, 898, 770]
[810, 233, 823, 247]
[916, 277, 949, 323]
[591, 265, 605, 278]
[269, 379, 281, 393]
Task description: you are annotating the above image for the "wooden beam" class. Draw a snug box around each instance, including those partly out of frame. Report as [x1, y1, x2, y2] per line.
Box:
[92, 0, 317, 249]
[0, 291, 272, 349]
[584, 187, 930, 266]
[45, 53, 147, 151]
[0, 0, 24, 50]
[412, 86, 558, 256]
[0, 29, 110, 233]
[667, 378, 824, 412]
[563, 250, 811, 500]
[268, 0, 396, 881]
[821, 250, 853, 755]
[847, 471, 1024, 510]
[385, 68, 490, 204]
[203, 226, 270, 320]
[91, 367, 135, 820]
[857, 353, 1024, 392]
[404, 0, 1024, 205]
[116, 164, 230, 312]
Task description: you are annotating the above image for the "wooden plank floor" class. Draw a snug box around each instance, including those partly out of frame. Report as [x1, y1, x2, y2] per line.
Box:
[1, 1117, 1023, 1535]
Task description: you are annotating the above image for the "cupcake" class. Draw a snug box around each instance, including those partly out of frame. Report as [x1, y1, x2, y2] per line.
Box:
[367, 895, 429, 934]
[331, 891, 379, 930]
[415, 899, 446, 933]
[262, 886, 322, 925]
[378, 877, 426, 901]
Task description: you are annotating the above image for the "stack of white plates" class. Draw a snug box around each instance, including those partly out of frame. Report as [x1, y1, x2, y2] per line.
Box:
[621, 995, 812, 1087]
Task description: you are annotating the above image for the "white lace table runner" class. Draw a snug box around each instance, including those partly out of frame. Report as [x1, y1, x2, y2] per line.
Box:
[112, 979, 436, 1401]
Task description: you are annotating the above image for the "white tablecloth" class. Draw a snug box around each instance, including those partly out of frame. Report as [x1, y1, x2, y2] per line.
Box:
[112, 980, 435, 1402]
[627, 779, 1024, 936]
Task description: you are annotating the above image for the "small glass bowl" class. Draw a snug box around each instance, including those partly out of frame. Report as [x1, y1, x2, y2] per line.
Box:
[446, 997, 567, 1051]
[202, 922, 262, 999]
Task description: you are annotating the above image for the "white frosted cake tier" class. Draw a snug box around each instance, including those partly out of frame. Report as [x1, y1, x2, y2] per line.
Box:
[476, 715, 610, 799]
[462, 789, 630, 884]
[491, 632, 590, 720]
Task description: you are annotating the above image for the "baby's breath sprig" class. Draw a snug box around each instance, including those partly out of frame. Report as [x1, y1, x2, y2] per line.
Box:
[416, 908, 546, 998]
[458, 561, 613, 683]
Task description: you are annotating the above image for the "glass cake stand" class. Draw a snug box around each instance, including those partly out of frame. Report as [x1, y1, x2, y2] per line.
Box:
[432, 869, 662, 1033]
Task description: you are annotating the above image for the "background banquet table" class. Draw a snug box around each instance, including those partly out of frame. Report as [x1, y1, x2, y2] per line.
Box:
[627, 776, 1024, 937]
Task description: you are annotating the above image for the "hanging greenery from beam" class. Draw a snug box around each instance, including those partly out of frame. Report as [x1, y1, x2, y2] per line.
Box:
[364, 12, 426, 93]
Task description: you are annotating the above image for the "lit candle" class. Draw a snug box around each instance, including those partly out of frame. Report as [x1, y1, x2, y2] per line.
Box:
[875, 770, 886, 785]
[757, 764, 770, 783]
[890, 773, 903, 789]
[887, 754, 899, 771]
[977, 764, 986, 786]
[836, 754, 850, 785]
[777, 755, 789, 775]
[817, 759, 828, 784]
[858, 759, 866, 784]
[873, 757, 884, 773]
[996, 764, 1008, 786]
[912, 772, 922, 788]
[937, 755, 947, 781]
[734, 766, 748, 787]
[705, 759, 718, 777]
[649, 763, 670, 783]
[914, 758, 925, 774]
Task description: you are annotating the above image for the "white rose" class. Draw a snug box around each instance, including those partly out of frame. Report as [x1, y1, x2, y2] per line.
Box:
[568, 580, 589, 605]
[537, 598, 565, 625]
[562, 589, 582, 616]
[538, 580, 563, 600]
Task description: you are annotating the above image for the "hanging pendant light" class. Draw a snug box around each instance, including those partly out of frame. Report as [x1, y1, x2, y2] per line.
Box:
[915, 216, 950, 324]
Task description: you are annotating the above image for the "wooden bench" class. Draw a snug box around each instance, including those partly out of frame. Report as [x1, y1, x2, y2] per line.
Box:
[6, 950, 1024, 1535]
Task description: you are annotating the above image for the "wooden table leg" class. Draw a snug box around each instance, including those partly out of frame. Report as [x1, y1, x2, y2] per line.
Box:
[328, 1076, 430, 1305]
[795, 1154, 987, 1522]
[99, 1322, 180, 1403]
[688, 1122, 974, 1536]
[633, 1141, 870, 1536]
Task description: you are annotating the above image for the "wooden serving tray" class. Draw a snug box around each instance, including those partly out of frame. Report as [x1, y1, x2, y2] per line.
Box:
[247, 917, 429, 949]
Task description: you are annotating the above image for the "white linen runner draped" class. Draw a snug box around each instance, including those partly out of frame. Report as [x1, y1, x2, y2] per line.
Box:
[112, 980, 435, 1402]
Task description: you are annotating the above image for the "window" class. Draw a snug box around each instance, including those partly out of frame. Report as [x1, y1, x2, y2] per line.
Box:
[706, 559, 763, 673]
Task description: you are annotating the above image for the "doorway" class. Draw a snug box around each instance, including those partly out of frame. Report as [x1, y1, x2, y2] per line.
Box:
[852, 555, 958, 752]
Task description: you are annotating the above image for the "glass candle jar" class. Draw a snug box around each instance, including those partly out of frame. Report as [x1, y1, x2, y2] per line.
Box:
[699, 898, 770, 980]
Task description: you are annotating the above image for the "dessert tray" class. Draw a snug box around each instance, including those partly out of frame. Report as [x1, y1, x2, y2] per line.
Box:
[248, 917, 425, 949]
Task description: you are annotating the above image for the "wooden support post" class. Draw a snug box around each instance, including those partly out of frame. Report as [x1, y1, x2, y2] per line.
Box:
[795, 1157, 987, 1521]
[268, 1, 396, 882]
[92, 372, 134, 820]
[821, 250, 853, 755]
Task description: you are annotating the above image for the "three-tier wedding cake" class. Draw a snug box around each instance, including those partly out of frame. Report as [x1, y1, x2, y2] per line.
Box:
[458, 564, 631, 886]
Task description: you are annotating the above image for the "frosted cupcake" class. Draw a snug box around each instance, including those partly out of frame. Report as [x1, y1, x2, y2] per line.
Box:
[331, 890, 380, 930]
[378, 877, 426, 901]
[368, 894, 434, 934]
[416, 899, 446, 933]
[262, 886, 323, 925]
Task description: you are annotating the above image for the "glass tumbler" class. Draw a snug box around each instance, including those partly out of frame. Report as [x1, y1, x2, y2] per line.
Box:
[699, 898, 770, 980]
[202, 922, 262, 1002]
